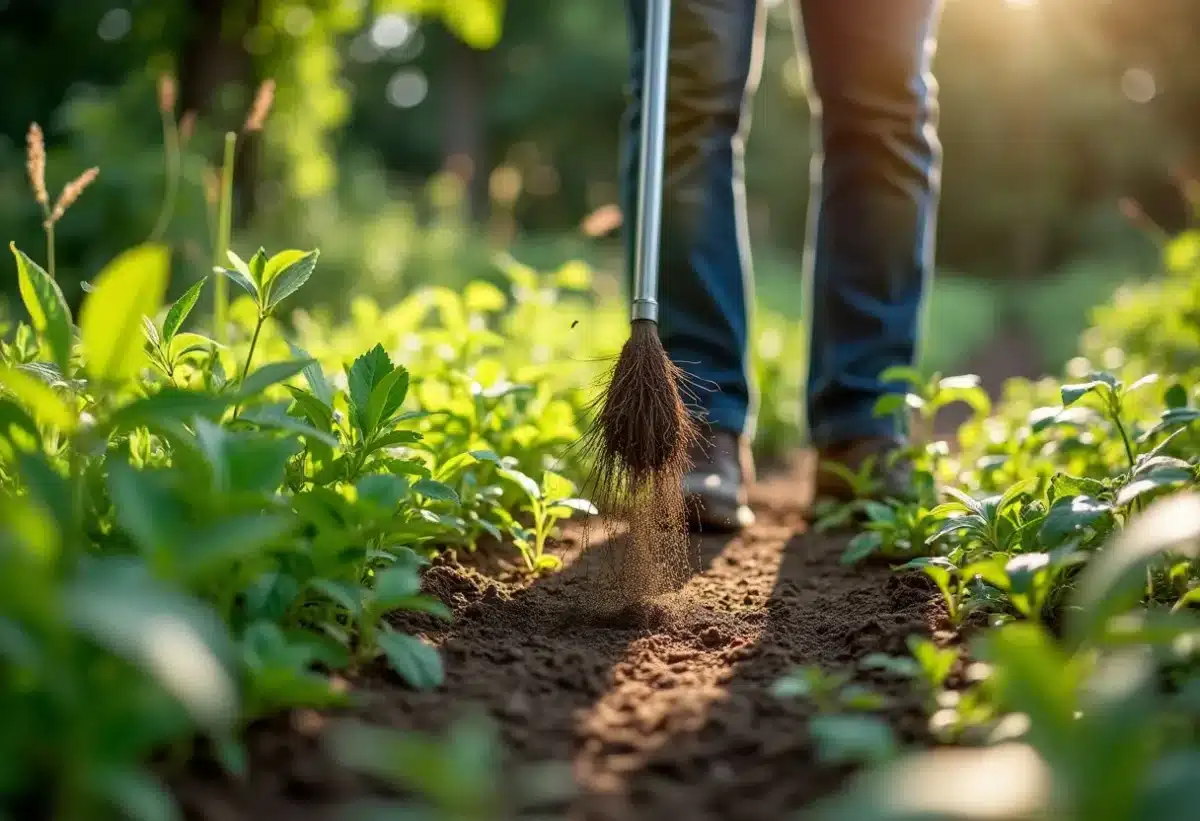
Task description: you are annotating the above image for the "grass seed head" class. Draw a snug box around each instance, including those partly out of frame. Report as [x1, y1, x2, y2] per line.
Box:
[244, 79, 276, 133]
[48, 167, 99, 225]
[26, 123, 48, 208]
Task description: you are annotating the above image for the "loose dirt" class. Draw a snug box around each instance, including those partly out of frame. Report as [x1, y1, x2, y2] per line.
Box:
[174, 457, 942, 821]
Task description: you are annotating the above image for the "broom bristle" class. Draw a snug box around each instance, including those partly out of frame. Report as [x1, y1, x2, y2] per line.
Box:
[575, 319, 700, 611]
[595, 319, 696, 482]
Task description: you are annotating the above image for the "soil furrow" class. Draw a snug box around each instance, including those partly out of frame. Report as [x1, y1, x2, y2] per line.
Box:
[175, 464, 940, 821]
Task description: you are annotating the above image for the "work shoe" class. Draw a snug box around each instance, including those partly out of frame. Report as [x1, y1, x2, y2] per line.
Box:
[682, 425, 756, 532]
[814, 437, 917, 505]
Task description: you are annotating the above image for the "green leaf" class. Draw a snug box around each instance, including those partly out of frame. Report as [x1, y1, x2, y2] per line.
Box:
[551, 498, 599, 516]
[108, 388, 231, 431]
[237, 359, 315, 399]
[0, 364, 76, 431]
[215, 265, 258, 302]
[1061, 380, 1109, 407]
[162, 278, 207, 345]
[80, 244, 170, 383]
[1164, 383, 1189, 409]
[372, 564, 422, 609]
[287, 342, 333, 407]
[347, 344, 393, 435]
[194, 419, 301, 496]
[872, 393, 907, 418]
[378, 630, 444, 690]
[842, 531, 883, 565]
[809, 715, 898, 766]
[66, 565, 239, 731]
[1039, 495, 1112, 546]
[309, 578, 364, 618]
[1070, 493, 1200, 643]
[1116, 469, 1193, 507]
[498, 468, 540, 502]
[11, 242, 73, 374]
[286, 386, 334, 431]
[264, 250, 319, 312]
[107, 461, 183, 554]
[413, 478, 461, 504]
[878, 365, 924, 387]
[241, 403, 339, 448]
[91, 767, 181, 821]
[177, 514, 295, 581]
[366, 365, 410, 435]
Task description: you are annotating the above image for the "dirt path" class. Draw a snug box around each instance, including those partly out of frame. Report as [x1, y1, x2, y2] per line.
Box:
[176, 460, 941, 821]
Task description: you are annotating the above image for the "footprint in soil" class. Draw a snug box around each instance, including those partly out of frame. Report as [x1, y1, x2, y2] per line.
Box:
[170, 468, 941, 821]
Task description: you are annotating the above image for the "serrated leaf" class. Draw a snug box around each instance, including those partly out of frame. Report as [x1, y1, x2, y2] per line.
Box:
[11, 242, 73, 374]
[264, 249, 319, 312]
[286, 386, 334, 432]
[215, 265, 258, 302]
[366, 365, 410, 435]
[378, 630, 444, 690]
[81, 244, 170, 382]
[347, 344, 393, 436]
[162, 278, 207, 344]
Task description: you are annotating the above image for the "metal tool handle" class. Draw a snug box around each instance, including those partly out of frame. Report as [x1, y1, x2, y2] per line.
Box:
[630, 0, 671, 324]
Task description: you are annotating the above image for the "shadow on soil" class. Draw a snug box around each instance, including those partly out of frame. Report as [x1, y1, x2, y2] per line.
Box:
[172, 465, 940, 821]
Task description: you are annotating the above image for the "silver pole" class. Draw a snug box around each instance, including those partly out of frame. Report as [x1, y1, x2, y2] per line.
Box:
[630, 0, 670, 324]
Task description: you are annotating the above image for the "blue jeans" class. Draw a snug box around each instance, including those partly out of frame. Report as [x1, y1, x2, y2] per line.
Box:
[622, 0, 943, 448]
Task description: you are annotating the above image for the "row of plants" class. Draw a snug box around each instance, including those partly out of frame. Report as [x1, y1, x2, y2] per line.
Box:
[797, 196, 1200, 820]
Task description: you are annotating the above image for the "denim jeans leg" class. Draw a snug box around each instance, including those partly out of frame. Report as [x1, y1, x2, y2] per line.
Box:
[796, 0, 944, 448]
[621, 0, 765, 437]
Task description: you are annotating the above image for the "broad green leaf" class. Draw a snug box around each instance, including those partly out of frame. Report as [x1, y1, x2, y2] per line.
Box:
[372, 564, 422, 608]
[1039, 495, 1112, 545]
[108, 388, 230, 431]
[541, 470, 574, 501]
[264, 249, 319, 312]
[162, 278, 207, 344]
[1070, 493, 1200, 643]
[1116, 469, 1193, 507]
[413, 478, 461, 504]
[551, 498, 599, 516]
[66, 566, 239, 730]
[194, 419, 301, 496]
[286, 386, 334, 431]
[356, 474, 410, 510]
[1065, 379, 1108, 408]
[498, 468, 540, 502]
[347, 344, 393, 435]
[237, 359, 315, 399]
[11, 242, 72, 374]
[215, 265, 258, 302]
[378, 630, 444, 690]
[979, 623, 1079, 766]
[872, 393, 907, 418]
[81, 244, 170, 382]
[366, 365, 410, 435]
[841, 531, 883, 564]
[309, 578, 364, 618]
[0, 365, 75, 431]
[809, 715, 898, 766]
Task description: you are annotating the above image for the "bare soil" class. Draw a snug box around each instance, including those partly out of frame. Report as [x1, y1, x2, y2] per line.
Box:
[174, 457, 942, 821]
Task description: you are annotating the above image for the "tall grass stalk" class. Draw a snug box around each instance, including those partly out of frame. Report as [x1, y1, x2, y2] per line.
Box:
[213, 132, 237, 345]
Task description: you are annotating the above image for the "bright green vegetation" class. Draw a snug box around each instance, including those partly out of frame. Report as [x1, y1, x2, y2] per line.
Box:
[1, 129, 1198, 821]
[801, 213, 1200, 820]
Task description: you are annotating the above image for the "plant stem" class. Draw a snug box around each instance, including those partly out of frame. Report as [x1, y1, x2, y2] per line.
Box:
[213, 132, 237, 346]
[149, 110, 181, 242]
[45, 220, 55, 280]
[231, 314, 264, 420]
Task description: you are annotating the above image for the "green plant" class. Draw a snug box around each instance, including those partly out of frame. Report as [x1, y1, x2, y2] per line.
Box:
[496, 467, 596, 572]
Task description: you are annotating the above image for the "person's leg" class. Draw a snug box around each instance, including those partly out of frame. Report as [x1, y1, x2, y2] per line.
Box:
[621, 0, 764, 438]
[795, 0, 943, 482]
